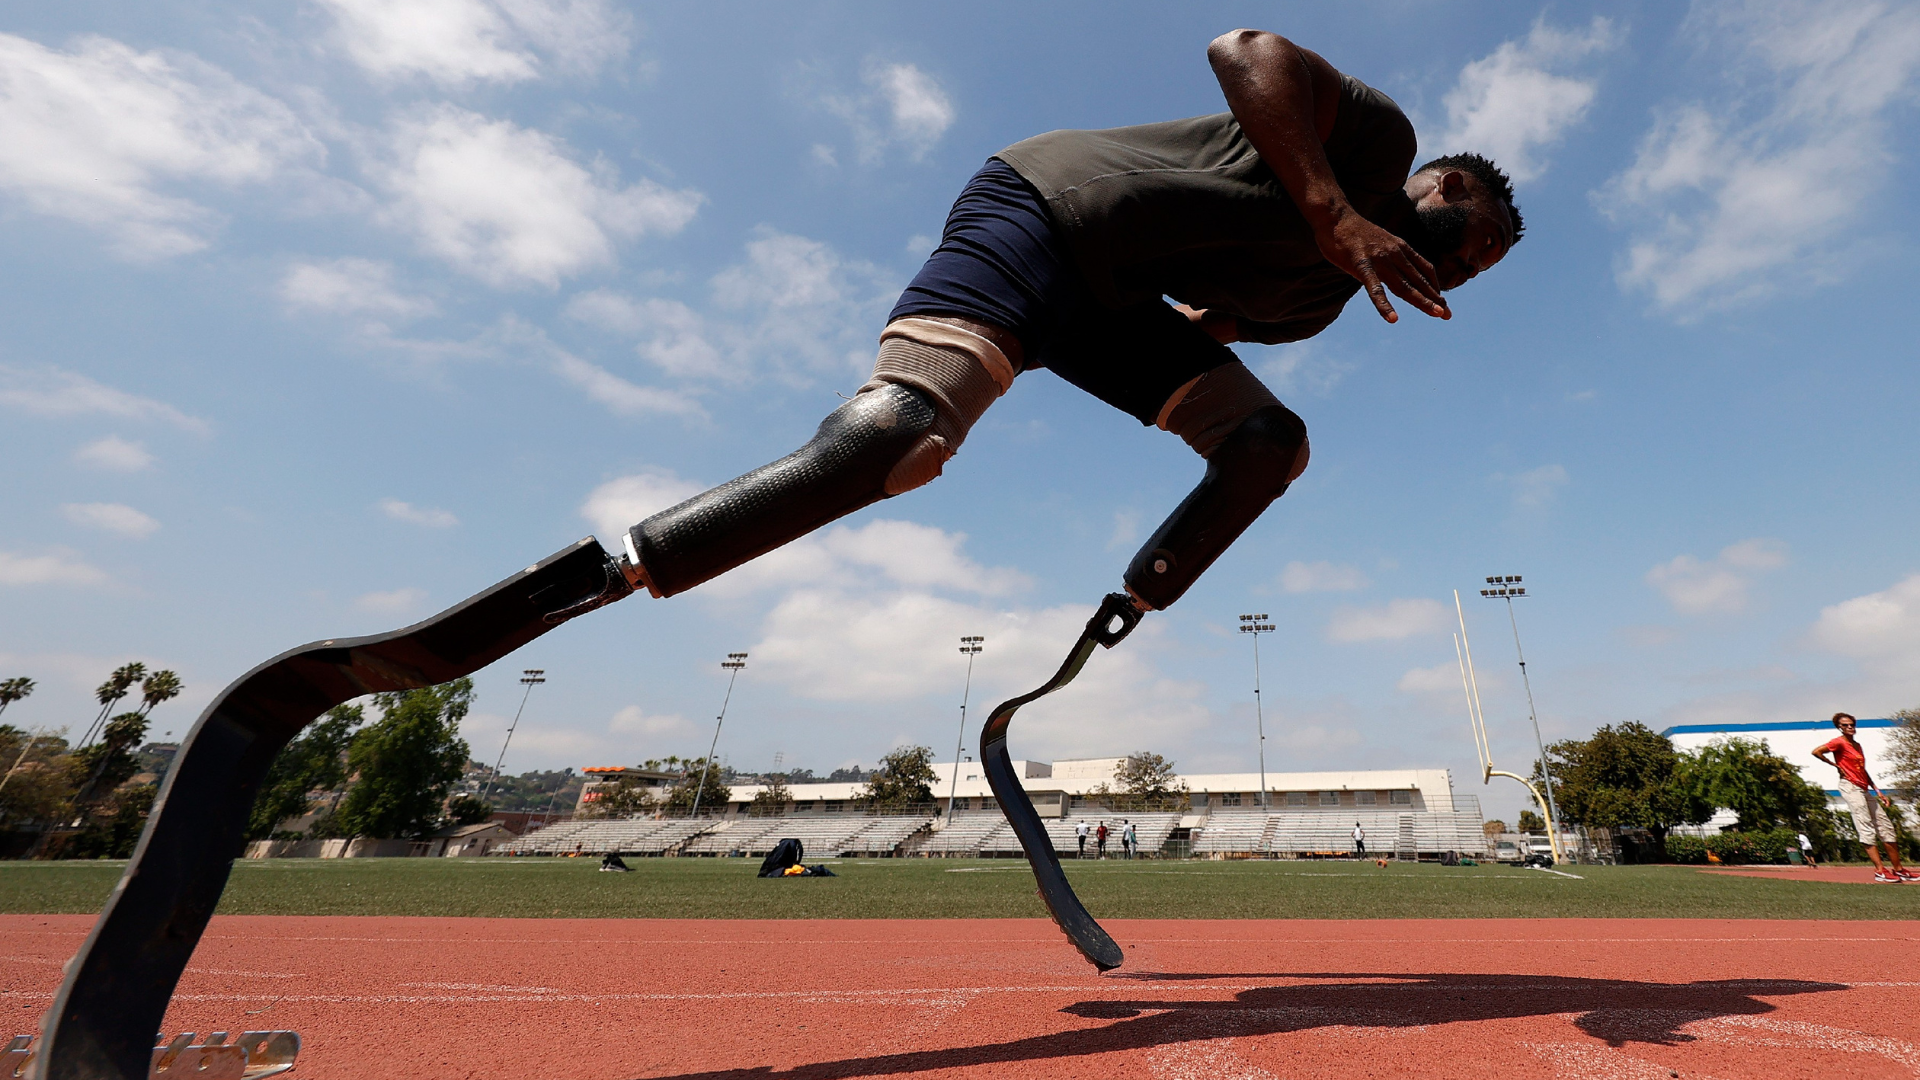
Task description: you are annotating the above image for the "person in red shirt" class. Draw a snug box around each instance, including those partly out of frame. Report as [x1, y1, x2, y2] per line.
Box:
[1813, 713, 1914, 882]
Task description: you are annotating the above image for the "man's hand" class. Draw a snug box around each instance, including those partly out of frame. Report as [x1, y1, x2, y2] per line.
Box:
[1208, 30, 1450, 326]
[1322, 210, 1448, 323]
[1173, 303, 1240, 344]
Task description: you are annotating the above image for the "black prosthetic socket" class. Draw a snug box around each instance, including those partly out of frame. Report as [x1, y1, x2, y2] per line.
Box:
[1123, 405, 1307, 610]
[630, 383, 937, 598]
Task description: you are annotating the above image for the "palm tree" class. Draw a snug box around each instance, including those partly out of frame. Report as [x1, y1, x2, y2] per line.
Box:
[0, 677, 33, 721]
[81, 663, 146, 746]
[138, 671, 182, 717]
[0, 678, 42, 797]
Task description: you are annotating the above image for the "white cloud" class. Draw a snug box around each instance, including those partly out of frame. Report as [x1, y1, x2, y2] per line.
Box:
[0, 366, 209, 434]
[476, 314, 702, 418]
[695, 519, 1031, 601]
[354, 586, 427, 613]
[0, 549, 107, 587]
[1105, 509, 1142, 552]
[61, 502, 159, 539]
[580, 469, 705, 540]
[1646, 538, 1789, 615]
[1810, 572, 1920, 660]
[819, 61, 955, 165]
[608, 705, 697, 740]
[1281, 560, 1369, 594]
[282, 258, 434, 319]
[73, 435, 153, 472]
[376, 105, 701, 287]
[1245, 341, 1353, 398]
[1500, 464, 1569, 510]
[749, 587, 1210, 759]
[1598, 2, 1920, 311]
[317, 0, 630, 87]
[0, 33, 319, 258]
[378, 498, 458, 528]
[576, 229, 896, 387]
[1326, 598, 1450, 643]
[1438, 17, 1619, 182]
[1398, 661, 1467, 697]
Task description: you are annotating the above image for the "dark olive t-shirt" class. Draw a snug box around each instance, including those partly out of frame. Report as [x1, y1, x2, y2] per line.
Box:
[994, 74, 1416, 344]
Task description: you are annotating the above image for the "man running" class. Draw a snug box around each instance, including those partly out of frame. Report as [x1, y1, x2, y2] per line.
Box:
[620, 30, 1519, 641]
[1813, 713, 1914, 883]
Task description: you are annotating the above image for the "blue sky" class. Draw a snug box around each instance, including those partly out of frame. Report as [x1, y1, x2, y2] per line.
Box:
[3, 1, 1917, 823]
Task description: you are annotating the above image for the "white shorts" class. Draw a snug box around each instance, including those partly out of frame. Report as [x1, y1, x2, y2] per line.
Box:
[1840, 779, 1897, 845]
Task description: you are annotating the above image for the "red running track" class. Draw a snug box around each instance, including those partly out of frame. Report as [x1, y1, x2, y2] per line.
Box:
[3, 916, 1916, 1079]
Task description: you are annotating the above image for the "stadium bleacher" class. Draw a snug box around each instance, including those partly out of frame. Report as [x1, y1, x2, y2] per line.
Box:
[1191, 809, 1489, 859]
[495, 818, 716, 856]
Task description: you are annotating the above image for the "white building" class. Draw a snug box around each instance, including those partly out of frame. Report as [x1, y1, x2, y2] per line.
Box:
[721, 758, 1456, 817]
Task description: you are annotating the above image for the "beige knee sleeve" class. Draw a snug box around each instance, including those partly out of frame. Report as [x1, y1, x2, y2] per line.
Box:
[859, 318, 1017, 495]
[1157, 361, 1310, 479]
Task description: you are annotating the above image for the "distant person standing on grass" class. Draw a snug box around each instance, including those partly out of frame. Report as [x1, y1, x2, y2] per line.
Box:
[1122, 819, 1137, 859]
[1813, 712, 1914, 883]
[1076, 819, 1090, 857]
[1352, 822, 1366, 858]
[1096, 821, 1110, 859]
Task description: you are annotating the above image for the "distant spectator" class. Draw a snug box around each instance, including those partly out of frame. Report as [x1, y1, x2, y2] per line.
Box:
[1352, 822, 1366, 857]
[1814, 712, 1914, 883]
[1796, 830, 1817, 868]
[1122, 819, 1137, 859]
[1096, 821, 1109, 859]
[1076, 819, 1090, 858]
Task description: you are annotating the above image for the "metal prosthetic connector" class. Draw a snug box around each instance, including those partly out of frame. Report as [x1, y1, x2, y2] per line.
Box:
[626, 382, 937, 598]
[1123, 404, 1307, 611]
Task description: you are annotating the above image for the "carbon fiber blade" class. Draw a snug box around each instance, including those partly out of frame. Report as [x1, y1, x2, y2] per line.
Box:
[978, 593, 1141, 972]
[37, 539, 630, 1080]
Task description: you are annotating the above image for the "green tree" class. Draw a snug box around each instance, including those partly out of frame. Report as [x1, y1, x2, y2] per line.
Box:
[1112, 751, 1190, 810]
[1517, 810, 1546, 833]
[749, 773, 793, 816]
[583, 776, 661, 818]
[443, 795, 494, 827]
[83, 663, 145, 746]
[1886, 706, 1920, 800]
[857, 745, 936, 808]
[65, 784, 157, 859]
[658, 758, 730, 813]
[1681, 737, 1826, 831]
[246, 704, 365, 840]
[0, 677, 34, 721]
[0, 728, 73, 826]
[1541, 722, 1710, 848]
[69, 712, 153, 807]
[334, 681, 474, 839]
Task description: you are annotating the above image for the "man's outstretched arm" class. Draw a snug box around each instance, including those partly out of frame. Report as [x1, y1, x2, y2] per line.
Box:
[1207, 29, 1447, 324]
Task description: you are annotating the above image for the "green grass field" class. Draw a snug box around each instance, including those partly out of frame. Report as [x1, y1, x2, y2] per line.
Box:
[2, 857, 1917, 920]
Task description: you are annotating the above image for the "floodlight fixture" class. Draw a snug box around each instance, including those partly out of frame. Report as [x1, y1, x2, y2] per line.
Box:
[948, 635, 986, 817]
[1238, 613, 1275, 808]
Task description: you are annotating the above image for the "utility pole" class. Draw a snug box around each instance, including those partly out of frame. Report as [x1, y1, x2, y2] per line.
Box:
[1480, 576, 1560, 834]
[947, 636, 985, 817]
[690, 653, 747, 819]
[1238, 614, 1275, 809]
[481, 669, 545, 803]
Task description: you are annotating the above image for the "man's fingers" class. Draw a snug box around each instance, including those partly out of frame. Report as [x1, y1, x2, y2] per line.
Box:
[1381, 266, 1448, 320]
[1387, 251, 1449, 317]
[1352, 260, 1398, 322]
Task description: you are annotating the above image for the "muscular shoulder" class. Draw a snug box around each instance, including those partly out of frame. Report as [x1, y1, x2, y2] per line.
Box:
[1325, 73, 1416, 198]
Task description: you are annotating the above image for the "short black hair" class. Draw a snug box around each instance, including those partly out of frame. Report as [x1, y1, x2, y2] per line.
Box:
[1416, 152, 1523, 243]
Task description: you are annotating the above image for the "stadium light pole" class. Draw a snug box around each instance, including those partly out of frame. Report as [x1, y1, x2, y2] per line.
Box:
[690, 653, 747, 819]
[1479, 576, 1561, 838]
[481, 669, 545, 803]
[947, 636, 985, 817]
[1238, 614, 1275, 809]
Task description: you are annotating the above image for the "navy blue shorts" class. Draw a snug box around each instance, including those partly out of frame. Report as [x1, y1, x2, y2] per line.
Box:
[889, 160, 1238, 426]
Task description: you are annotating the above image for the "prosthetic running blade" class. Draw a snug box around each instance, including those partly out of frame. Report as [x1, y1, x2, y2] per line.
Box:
[34, 538, 631, 1080]
[979, 591, 1142, 972]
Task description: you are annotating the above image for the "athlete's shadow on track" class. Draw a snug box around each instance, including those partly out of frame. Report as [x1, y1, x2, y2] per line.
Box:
[639, 971, 1844, 1079]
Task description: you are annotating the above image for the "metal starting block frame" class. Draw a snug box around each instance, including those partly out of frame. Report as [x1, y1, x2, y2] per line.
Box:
[4, 1032, 298, 1080]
